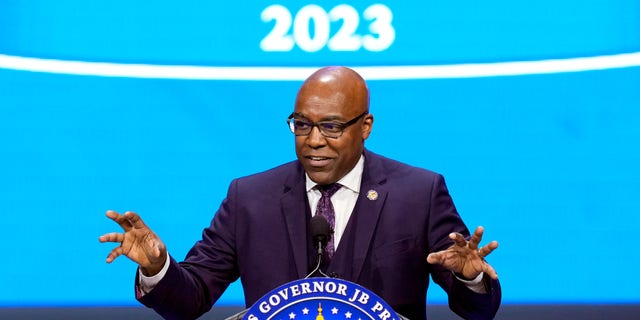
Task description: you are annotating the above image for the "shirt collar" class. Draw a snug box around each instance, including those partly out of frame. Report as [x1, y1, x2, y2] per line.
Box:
[305, 155, 364, 193]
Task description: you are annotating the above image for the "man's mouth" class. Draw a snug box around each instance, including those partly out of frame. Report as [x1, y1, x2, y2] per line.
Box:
[306, 156, 332, 167]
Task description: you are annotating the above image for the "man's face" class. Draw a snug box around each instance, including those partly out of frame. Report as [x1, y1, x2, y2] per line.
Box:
[293, 73, 372, 185]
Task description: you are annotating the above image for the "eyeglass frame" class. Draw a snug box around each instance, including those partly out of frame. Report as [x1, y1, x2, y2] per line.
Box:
[286, 111, 368, 139]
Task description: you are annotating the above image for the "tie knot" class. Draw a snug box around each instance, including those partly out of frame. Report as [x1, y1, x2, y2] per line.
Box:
[318, 183, 341, 198]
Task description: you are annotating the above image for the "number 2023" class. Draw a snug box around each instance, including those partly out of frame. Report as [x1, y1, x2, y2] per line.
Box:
[260, 4, 395, 52]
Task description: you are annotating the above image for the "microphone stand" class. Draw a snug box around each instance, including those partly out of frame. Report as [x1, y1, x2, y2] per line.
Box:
[305, 239, 329, 278]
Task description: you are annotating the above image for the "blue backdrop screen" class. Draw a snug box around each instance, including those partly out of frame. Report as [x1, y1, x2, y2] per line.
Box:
[1, 0, 639, 307]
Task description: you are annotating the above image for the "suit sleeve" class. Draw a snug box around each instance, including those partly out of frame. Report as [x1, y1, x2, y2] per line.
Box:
[427, 174, 501, 320]
[136, 179, 241, 320]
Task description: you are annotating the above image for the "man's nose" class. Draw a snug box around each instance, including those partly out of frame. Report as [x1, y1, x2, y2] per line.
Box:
[306, 125, 327, 148]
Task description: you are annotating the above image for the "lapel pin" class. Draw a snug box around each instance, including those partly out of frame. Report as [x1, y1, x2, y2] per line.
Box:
[366, 189, 378, 201]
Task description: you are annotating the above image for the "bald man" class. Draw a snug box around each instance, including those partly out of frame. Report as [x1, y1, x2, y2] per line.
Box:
[101, 66, 501, 320]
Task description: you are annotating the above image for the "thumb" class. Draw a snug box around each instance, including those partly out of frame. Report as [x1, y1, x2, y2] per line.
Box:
[427, 252, 440, 264]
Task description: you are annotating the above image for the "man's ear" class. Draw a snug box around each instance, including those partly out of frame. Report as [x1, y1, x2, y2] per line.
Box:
[361, 114, 374, 140]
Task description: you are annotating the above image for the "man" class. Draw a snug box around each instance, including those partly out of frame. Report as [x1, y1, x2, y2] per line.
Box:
[100, 66, 501, 320]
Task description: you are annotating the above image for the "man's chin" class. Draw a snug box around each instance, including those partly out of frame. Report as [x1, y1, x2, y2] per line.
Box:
[306, 171, 337, 186]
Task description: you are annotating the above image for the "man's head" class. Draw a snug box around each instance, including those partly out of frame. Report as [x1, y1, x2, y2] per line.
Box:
[290, 66, 374, 185]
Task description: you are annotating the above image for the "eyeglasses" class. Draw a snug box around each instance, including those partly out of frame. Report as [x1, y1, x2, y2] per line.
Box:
[287, 111, 368, 139]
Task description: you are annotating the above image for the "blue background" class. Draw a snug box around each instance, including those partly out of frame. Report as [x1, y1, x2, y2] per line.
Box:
[1, 0, 639, 308]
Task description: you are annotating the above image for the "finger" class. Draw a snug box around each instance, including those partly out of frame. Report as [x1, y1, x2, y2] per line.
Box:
[105, 210, 123, 224]
[449, 232, 467, 247]
[426, 252, 445, 264]
[98, 232, 125, 243]
[468, 226, 485, 250]
[123, 211, 148, 230]
[105, 246, 124, 263]
[478, 240, 499, 258]
[106, 210, 134, 232]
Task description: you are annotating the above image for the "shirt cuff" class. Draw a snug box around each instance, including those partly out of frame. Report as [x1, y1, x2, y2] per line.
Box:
[138, 252, 170, 296]
[454, 272, 487, 294]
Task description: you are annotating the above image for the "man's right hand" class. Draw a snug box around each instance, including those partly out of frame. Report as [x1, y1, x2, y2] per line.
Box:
[99, 210, 167, 276]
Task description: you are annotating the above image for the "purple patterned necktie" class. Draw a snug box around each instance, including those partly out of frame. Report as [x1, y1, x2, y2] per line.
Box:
[315, 183, 341, 260]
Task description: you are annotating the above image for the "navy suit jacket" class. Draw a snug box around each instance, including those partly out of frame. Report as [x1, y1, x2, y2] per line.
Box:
[138, 150, 501, 320]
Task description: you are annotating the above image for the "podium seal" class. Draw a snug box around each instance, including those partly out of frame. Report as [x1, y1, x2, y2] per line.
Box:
[244, 278, 400, 320]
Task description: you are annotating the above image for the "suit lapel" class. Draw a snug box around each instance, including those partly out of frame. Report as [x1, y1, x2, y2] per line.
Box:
[348, 150, 387, 280]
[280, 163, 310, 279]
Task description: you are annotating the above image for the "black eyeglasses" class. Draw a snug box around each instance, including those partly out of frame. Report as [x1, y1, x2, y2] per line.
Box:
[287, 111, 368, 139]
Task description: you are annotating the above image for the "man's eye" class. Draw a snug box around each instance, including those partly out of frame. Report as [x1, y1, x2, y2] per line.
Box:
[294, 121, 311, 129]
[320, 122, 342, 132]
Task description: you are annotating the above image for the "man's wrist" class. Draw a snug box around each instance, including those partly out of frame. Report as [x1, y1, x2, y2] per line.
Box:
[454, 271, 484, 284]
[140, 255, 168, 277]
[138, 253, 171, 295]
[140, 265, 163, 277]
[454, 272, 477, 281]
[453, 272, 487, 294]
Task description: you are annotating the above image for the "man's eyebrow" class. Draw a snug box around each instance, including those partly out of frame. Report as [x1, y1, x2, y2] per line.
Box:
[292, 112, 344, 122]
[320, 115, 343, 121]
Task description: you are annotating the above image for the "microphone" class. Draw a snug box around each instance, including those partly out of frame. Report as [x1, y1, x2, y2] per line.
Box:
[305, 215, 331, 278]
[311, 215, 331, 251]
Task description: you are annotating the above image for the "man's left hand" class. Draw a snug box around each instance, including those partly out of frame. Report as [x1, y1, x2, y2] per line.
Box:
[426, 226, 499, 280]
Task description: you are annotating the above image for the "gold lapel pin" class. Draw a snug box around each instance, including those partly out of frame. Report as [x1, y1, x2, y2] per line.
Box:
[366, 189, 378, 201]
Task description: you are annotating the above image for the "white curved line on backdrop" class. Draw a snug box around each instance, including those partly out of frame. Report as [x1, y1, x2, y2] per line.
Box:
[0, 52, 639, 80]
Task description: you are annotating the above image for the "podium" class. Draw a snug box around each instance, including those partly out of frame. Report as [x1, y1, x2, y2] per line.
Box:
[226, 278, 409, 320]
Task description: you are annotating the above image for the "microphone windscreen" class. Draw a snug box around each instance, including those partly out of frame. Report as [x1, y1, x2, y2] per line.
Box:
[310, 215, 330, 246]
